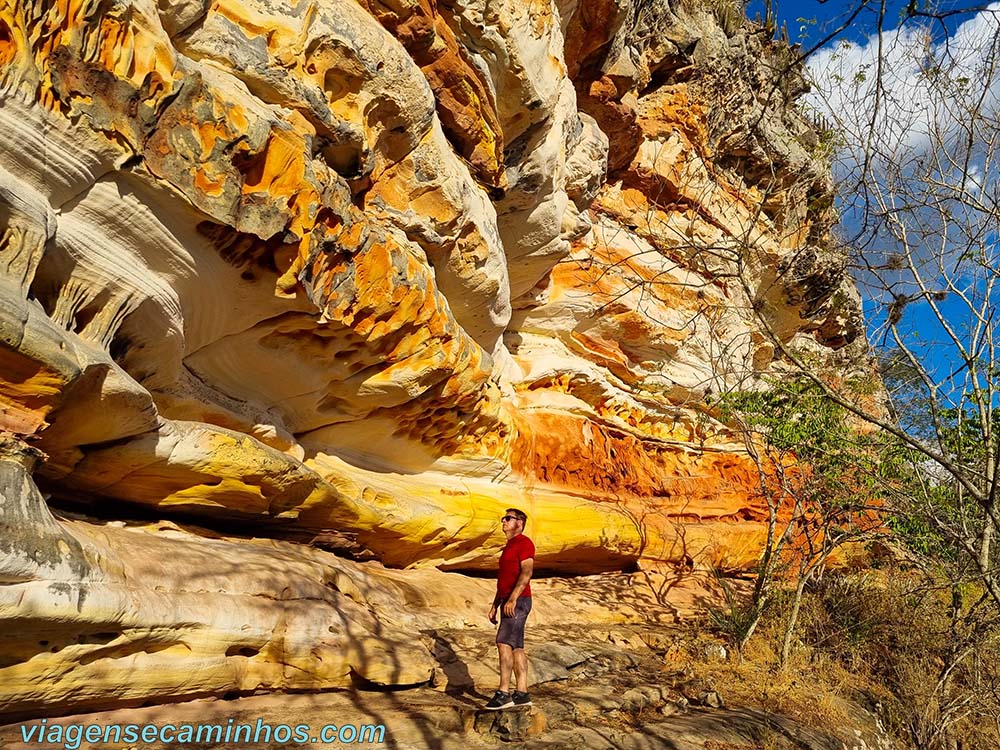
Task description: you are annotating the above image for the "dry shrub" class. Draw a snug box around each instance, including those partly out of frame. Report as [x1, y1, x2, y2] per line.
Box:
[692, 566, 1000, 749]
[798, 569, 1000, 750]
[674, 0, 746, 35]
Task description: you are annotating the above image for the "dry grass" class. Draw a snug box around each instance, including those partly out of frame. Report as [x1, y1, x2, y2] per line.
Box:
[671, 630, 875, 733]
[670, 567, 1000, 750]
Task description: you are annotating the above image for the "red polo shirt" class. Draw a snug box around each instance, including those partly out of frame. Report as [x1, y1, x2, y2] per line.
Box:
[497, 533, 534, 600]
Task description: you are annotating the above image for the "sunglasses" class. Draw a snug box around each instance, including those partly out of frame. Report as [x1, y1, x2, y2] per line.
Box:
[501, 515, 519, 523]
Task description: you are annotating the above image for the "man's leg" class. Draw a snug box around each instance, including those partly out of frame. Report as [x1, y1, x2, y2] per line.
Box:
[512, 647, 528, 693]
[497, 643, 514, 692]
[489, 597, 530, 709]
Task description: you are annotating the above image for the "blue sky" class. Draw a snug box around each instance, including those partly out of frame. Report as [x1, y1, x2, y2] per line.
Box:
[746, 0, 982, 50]
[748, 0, 910, 49]
[742, 0, 1000, 410]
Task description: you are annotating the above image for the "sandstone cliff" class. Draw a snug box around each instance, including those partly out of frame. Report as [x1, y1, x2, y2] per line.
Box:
[0, 0, 863, 717]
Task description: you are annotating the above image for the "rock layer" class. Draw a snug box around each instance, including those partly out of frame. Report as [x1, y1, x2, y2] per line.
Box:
[0, 0, 864, 716]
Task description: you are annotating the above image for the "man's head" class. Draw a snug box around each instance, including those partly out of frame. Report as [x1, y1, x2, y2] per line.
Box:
[501, 508, 527, 536]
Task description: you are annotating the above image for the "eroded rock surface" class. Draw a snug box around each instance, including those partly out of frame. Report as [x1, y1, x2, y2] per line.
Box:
[0, 621, 885, 750]
[0, 0, 864, 716]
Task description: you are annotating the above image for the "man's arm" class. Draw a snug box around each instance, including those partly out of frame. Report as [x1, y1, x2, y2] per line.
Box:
[489, 594, 502, 624]
[502, 558, 534, 616]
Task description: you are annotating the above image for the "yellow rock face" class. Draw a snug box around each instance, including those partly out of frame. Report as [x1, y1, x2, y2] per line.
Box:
[0, 0, 866, 715]
[0, 0, 860, 565]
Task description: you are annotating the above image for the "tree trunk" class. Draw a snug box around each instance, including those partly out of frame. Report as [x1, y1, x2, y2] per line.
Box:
[780, 577, 809, 668]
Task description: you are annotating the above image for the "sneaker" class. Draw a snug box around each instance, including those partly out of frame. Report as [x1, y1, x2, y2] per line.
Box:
[485, 690, 514, 710]
[512, 690, 532, 707]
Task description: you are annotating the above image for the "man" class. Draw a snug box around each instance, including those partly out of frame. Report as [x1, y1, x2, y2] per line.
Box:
[485, 507, 534, 710]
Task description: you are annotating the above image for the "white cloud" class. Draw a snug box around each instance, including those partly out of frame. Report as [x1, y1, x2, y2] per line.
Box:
[806, 5, 1000, 162]
[803, 7, 1000, 335]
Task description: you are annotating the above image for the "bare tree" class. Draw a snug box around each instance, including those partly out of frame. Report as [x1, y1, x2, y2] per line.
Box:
[728, 6, 1000, 745]
[791, 3, 1000, 605]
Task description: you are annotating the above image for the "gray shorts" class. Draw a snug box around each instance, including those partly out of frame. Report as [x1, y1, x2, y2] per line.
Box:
[496, 596, 532, 649]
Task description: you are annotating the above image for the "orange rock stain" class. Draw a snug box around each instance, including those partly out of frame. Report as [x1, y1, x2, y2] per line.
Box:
[637, 86, 710, 156]
[0, 17, 18, 68]
[193, 168, 225, 196]
[237, 131, 319, 238]
[96, 13, 175, 86]
[0, 348, 69, 436]
[358, 0, 505, 187]
[510, 410, 770, 523]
